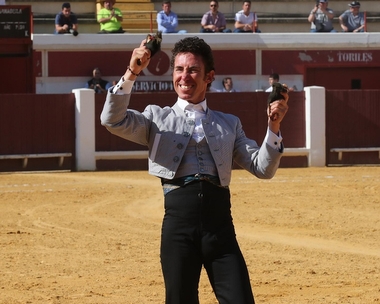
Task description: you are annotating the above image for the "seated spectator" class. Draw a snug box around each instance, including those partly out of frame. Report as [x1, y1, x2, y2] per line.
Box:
[200, 1, 232, 33]
[308, 0, 337, 33]
[157, 1, 187, 34]
[97, 0, 124, 33]
[265, 73, 279, 92]
[339, 1, 365, 32]
[265, 73, 294, 92]
[234, 1, 261, 33]
[221, 77, 237, 92]
[85, 68, 111, 93]
[55, 2, 78, 34]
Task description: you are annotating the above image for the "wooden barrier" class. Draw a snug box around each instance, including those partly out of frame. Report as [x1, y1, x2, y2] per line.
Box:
[0, 153, 72, 168]
[330, 148, 380, 161]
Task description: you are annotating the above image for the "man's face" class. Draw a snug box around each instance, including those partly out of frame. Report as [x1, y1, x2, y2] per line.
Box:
[163, 3, 171, 14]
[269, 77, 278, 86]
[104, 0, 113, 9]
[93, 69, 101, 80]
[224, 79, 233, 91]
[173, 52, 214, 104]
[350, 6, 360, 15]
[62, 7, 71, 17]
[210, 1, 218, 12]
[243, 2, 251, 14]
[318, 1, 328, 9]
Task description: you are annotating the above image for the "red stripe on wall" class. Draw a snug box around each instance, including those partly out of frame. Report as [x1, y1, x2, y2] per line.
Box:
[48, 51, 132, 77]
[46, 50, 256, 77]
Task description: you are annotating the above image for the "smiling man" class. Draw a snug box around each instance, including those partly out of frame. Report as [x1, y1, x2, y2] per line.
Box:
[101, 36, 289, 304]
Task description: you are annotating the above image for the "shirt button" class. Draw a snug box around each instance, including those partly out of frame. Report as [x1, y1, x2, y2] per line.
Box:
[177, 143, 183, 149]
[274, 141, 278, 145]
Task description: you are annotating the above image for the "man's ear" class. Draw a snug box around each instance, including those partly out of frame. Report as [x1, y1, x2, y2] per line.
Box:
[206, 70, 215, 83]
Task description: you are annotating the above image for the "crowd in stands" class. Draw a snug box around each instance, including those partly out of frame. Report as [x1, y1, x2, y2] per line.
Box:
[50, 0, 367, 93]
[54, 0, 367, 36]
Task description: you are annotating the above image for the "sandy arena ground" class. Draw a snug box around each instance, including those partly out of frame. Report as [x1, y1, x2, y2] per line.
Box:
[1, 167, 379, 304]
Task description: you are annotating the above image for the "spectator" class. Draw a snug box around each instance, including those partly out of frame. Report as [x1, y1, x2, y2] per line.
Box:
[221, 77, 237, 92]
[265, 73, 279, 92]
[157, 1, 187, 34]
[265, 73, 295, 92]
[200, 0, 232, 33]
[308, 0, 337, 33]
[55, 2, 78, 34]
[234, 0, 261, 33]
[339, 1, 365, 32]
[85, 68, 111, 93]
[97, 0, 124, 33]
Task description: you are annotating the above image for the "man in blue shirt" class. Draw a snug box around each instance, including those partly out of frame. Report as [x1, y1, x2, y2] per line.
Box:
[157, 1, 187, 34]
[55, 2, 78, 34]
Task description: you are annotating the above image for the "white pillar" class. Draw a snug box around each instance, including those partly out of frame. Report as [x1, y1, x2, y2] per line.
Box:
[304, 86, 326, 167]
[73, 88, 96, 170]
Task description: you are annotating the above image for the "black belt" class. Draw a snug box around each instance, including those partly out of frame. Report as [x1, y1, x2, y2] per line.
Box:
[161, 174, 228, 195]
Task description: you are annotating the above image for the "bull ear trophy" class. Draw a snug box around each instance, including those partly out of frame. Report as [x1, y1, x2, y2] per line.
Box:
[267, 83, 289, 121]
[137, 31, 163, 66]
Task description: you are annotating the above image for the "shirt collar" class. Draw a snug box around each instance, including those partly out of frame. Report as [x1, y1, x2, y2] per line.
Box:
[177, 97, 207, 113]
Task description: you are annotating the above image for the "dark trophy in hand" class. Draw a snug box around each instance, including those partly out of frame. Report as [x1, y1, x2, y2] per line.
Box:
[137, 31, 162, 65]
[267, 82, 289, 121]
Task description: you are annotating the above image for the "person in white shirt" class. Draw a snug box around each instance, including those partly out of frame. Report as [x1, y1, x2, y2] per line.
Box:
[265, 73, 279, 92]
[234, 0, 261, 33]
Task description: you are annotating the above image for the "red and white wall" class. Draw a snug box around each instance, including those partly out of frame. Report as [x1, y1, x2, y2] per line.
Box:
[32, 33, 380, 94]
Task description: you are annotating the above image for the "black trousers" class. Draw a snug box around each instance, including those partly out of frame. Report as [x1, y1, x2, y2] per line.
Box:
[160, 180, 255, 304]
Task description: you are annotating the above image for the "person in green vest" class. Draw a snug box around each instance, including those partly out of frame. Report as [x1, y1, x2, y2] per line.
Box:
[97, 0, 125, 33]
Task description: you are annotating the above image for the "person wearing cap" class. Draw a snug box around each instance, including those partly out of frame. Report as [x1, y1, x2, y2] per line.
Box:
[55, 2, 78, 34]
[308, 0, 337, 33]
[339, 1, 365, 32]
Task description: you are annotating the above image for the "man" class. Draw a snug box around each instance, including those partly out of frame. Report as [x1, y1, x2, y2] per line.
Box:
[157, 1, 187, 34]
[265, 73, 279, 92]
[101, 36, 289, 303]
[55, 2, 78, 34]
[85, 67, 111, 93]
[234, 0, 261, 33]
[339, 1, 365, 32]
[221, 77, 237, 92]
[200, 0, 232, 33]
[97, 0, 124, 33]
[308, 0, 337, 33]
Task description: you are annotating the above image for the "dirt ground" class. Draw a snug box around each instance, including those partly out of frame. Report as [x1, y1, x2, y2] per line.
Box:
[1, 167, 379, 304]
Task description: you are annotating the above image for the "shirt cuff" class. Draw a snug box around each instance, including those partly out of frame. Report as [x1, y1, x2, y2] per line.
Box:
[264, 128, 283, 151]
[112, 77, 134, 95]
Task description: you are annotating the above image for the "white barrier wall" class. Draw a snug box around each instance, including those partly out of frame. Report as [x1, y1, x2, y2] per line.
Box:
[73, 88, 96, 171]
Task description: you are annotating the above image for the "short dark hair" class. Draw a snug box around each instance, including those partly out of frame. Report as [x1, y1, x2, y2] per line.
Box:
[269, 73, 279, 81]
[62, 2, 71, 9]
[171, 37, 215, 75]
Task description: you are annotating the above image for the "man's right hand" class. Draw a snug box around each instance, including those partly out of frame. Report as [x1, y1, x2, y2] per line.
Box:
[124, 39, 152, 80]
